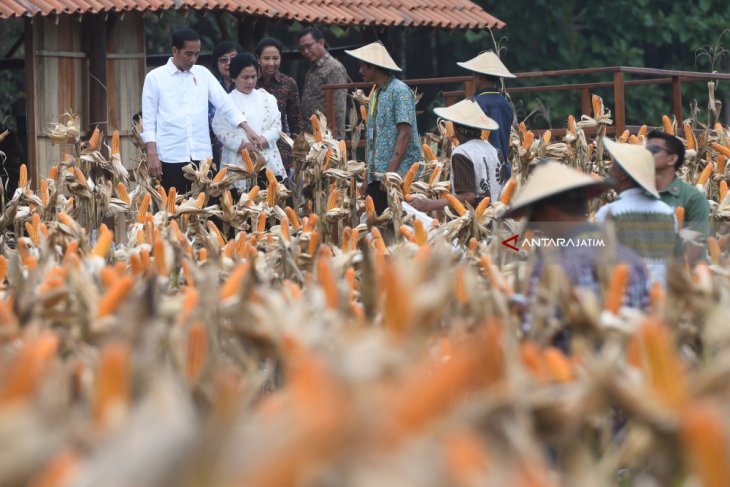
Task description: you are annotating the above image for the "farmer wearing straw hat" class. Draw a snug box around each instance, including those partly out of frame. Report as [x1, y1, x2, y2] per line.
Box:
[596, 138, 677, 287]
[457, 52, 515, 176]
[411, 99, 505, 213]
[505, 162, 650, 341]
[346, 42, 421, 215]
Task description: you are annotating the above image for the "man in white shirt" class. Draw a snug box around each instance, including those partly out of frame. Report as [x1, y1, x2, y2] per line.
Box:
[141, 28, 267, 193]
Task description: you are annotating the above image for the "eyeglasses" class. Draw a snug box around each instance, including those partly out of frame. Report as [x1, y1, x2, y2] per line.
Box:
[218, 56, 235, 64]
[299, 41, 318, 52]
[645, 144, 673, 155]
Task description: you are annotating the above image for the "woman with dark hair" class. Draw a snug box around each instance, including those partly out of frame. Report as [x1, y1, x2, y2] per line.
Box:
[209, 41, 241, 167]
[256, 37, 303, 174]
[212, 53, 287, 190]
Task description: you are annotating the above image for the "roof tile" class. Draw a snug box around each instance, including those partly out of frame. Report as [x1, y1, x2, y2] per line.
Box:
[0, 0, 505, 29]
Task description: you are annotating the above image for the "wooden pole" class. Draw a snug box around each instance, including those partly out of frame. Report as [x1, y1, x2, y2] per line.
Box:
[613, 71, 626, 134]
[671, 76, 683, 123]
[87, 15, 108, 138]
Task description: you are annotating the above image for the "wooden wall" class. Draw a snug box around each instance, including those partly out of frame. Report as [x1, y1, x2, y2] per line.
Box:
[26, 12, 145, 186]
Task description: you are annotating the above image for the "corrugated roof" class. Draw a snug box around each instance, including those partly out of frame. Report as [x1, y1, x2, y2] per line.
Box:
[0, 0, 505, 29]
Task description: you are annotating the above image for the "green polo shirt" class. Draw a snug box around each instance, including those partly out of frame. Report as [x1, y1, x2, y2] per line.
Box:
[659, 176, 710, 241]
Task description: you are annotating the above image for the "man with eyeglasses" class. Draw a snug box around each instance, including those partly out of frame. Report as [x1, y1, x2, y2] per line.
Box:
[298, 27, 348, 140]
[646, 130, 710, 264]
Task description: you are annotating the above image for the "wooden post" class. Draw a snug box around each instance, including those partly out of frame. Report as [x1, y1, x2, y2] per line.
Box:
[613, 71, 626, 134]
[581, 88, 591, 116]
[324, 88, 335, 132]
[87, 15, 108, 138]
[24, 18, 39, 189]
[672, 76, 683, 123]
[464, 78, 474, 98]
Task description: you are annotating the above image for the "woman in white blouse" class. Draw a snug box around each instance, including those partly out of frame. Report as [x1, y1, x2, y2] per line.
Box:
[212, 52, 287, 189]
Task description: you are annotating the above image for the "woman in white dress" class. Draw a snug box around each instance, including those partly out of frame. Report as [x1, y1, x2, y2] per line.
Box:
[212, 52, 287, 190]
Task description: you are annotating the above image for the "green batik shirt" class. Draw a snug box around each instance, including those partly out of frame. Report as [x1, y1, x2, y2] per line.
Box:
[365, 76, 422, 183]
[659, 176, 710, 241]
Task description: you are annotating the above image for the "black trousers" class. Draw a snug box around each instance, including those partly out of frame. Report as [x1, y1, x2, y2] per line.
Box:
[160, 161, 198, 195]
[367, 181, 389, 215]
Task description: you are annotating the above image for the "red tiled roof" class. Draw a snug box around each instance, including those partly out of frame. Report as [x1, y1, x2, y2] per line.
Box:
[0, 0, 505, 29]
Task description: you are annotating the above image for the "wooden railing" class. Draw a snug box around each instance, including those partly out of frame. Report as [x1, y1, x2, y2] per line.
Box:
[323, 66, 730, 136]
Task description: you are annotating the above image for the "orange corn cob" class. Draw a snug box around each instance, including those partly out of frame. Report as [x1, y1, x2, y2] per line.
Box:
[588, 142, 594, 160]
[49, 165, 59, 180]
[308, 231, 320, 256]
[207, 221, 226, 246]
[422, 144, 437, 162]
[247, 185, 260, 202]
[241, 148, 254, 172]
[519, 121, 527, 136]
[345, 267, 357, 303]
[520, 342, 547, 381]
[684, 123, 696, 149]
[638, 124, 648, 138]
[350, 227, 360, 252]
[92, 229, 113, 258]
[340, 226, 352, 252]
[266, 180, 278, 208]
[220, 264, 249, 300]
[317, 255, 339, 309]
[628, 134, 639, 144]
[322, 148, 333, 171]
[0, 332, 59, 405]
[676, 206, 685, 228]
[284, 206, 301, 230]
[444, 121, 455, 138]
[475, 197, 491, 218]
[445, 193, 466, 216]
[157, 186, 168, 207]
[371, 228, 387, 253]
[109, 129, 120, 155]
[116, 182, 130, 204]
[718, 155, 727, 175]
[265, 168, 276, 185]
[499, 178, 517, 205]
[619, 129, 630, 143]
[604, 264, 630, 313]
[179, 286, 199, 324]
[481, 130, 490, 140]
[662, 115, 674, 135]
[453, 266, 468, 304]
[311, 114, 323, 142]
[414, 219, 427, 246]
[256, 213, 266, 235]
[697, 163, 714, 185]
[591, 94, 602, 118]
[720, 180, 728, 202]
[74, 167, 88, 188]
[680, 402, 730, 487]
[186, 322, 209, 383]
[381, 261, 411, 337]
[153, 239, 167, 275]
[327, 188, 340, 211]
[639, 317, 686, 409]
[479, 255, 512, 294]
[212, 167, 228, 183]
[280, 217, 290, 242]
[0, 255, 7, 282]
[339, 139, 347, 163]
[92, 342, 130, 427]
[712, 142, 730, 158]
[542, 130, 552, 145]
[543, 347, 574, 383]
[40, 179, 49, 207]
[136, 193, 150, 224]
[28, 448, 79, 487]
[364, 195, 376, 217]
[193, 192, 206, 209]
[567, 115, 576, 135]
[97, 276, 134, 317]
[360, 105, 367, 123]
[399, 226, 415, 243]
[522, 131, 534, 150]
[99, 266, 118, 289]
[24, 222, 38, 246]
[167, 186, 177, 214]
[708, 236, 721, 264]
[402, 162, 419, 195]
[88, 127, 101, 150]
[428, 166, 441, 186]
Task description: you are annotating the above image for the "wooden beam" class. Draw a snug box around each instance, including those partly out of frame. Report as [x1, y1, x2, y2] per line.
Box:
[87, 15, 108, 137]
[613, 71, 626, 134]
[24, 18, 39, 189]
[672, 76, 683, 123]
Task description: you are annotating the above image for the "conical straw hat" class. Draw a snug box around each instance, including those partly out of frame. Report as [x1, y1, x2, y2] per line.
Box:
[345, 42, 401, 72]
[602, 137, 659, 198]
[457, 51, 515, 78]
[504, 161, 608, 218]
[433, 99, 499, 131]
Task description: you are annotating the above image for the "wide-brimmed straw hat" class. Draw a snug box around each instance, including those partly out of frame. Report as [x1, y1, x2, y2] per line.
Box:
[433, 99, 499, 131]
[504, 161, 608, 218]
[602, 137, 659, 198]
[345, 42, 401, 72]
[457, 51, 515, 78]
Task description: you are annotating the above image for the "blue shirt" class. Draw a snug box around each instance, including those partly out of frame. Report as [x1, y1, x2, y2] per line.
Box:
[473, 91, 513, 178]
[366, 76, 422, 183]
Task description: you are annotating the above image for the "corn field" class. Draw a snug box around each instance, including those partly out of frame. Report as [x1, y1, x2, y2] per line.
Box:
[1, 89, 730, 487]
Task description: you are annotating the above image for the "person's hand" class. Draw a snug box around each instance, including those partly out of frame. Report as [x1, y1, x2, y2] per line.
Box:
[148, 152, 163, 178]
[409, 197, 433, 212]
[252, 134, 268, 149]
[239, 141, 256, 154]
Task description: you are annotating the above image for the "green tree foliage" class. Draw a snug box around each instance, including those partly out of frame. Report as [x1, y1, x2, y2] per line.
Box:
[436, 0, 730, 128]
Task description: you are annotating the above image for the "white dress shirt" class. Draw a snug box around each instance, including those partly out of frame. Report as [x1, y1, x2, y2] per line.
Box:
[212, 88, 286, 189]
[141, 58, 247, 163]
